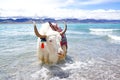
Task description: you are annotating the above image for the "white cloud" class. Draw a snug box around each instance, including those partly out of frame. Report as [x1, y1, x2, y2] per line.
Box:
[0, 8, 120, 20]
[0, 0, 120, 20]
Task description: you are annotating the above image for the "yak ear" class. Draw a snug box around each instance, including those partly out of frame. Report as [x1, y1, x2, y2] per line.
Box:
[33, 22, 46, 38]
[60, 22, 67, 35]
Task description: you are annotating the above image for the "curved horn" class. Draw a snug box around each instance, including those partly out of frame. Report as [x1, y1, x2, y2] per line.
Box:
[60, 22, 67, 35]
[33, 22, 46, 38]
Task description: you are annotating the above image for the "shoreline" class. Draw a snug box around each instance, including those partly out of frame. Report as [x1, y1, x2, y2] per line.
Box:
[0, 18, 120, 24]
[0, 22, 120, 24]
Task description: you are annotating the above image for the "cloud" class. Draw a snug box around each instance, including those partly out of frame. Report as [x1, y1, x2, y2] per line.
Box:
[0, 0, 120, 20]
[0, 8, 120, 20]
[85, 9, 120, 20]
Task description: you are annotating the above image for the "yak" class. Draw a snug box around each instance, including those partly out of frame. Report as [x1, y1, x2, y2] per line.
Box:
[34, 22, 67, 64]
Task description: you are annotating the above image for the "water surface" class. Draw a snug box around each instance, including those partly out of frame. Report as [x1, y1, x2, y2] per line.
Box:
[0, 23, 120, 80]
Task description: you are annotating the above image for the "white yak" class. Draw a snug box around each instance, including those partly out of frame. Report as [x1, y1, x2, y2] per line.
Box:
[34, 22, 67, 64]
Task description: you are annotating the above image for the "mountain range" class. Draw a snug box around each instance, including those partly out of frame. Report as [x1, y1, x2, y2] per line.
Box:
[0, 17, 120, 23]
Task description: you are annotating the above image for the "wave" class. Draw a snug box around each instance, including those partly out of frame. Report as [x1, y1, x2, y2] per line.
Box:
[89, 28, 119, 32]
[67, 31, 86, 35]
[108, 35, 120, 41]
[90, 31, 112, 36]
[89, 28, 120, 36]
[1, 30, 34, 36]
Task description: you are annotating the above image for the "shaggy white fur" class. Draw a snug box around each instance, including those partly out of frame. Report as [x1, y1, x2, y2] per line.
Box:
[35, 22, 67, 64]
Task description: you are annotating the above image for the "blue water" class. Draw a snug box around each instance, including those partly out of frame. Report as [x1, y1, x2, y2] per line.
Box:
[0, 23, 120, 80]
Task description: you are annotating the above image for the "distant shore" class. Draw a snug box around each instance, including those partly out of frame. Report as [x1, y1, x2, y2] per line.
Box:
[0, 18, 120, 24]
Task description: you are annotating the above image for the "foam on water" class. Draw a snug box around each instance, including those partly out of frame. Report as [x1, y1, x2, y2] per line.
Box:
[108, 35, 120, 41]
[90, 31, 111, 36]
[89, 28, 119, 32]
[31, 60, 95, 80]
[31, 67, 50, 80]
[67, 31, 86, 35]
[89, 28, 120, 36]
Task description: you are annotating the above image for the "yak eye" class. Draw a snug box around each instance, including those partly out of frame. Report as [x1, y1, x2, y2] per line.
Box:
[49, 40, 52, 42]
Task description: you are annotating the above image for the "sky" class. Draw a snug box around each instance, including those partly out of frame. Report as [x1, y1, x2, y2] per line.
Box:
[0, 0, 120, 20]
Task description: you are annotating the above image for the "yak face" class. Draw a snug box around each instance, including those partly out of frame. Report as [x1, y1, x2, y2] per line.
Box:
[46, 31, 63, 55]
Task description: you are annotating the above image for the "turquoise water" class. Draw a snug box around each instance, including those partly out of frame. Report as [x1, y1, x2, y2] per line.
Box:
[0, 23, 120, 80]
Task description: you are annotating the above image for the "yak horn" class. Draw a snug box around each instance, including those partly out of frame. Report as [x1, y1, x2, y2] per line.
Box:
[33, 22, 46, 38]
[60, 22, 67, 35]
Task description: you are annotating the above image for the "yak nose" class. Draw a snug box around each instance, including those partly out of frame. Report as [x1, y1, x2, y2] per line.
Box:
[58, 49, 65, 59]
[58, 48, 64, 54]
